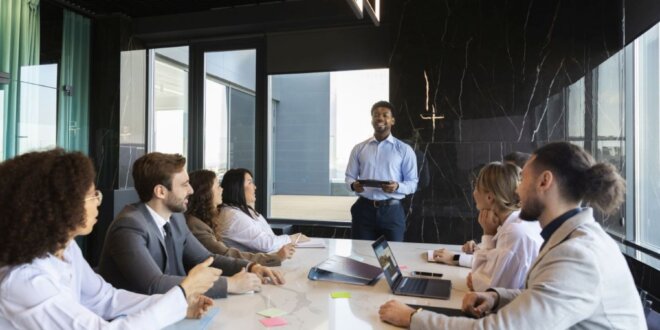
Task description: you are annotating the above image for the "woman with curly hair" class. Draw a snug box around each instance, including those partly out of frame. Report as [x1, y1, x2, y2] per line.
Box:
[185, 170, 295, 266]
[0, 149, 220, 329]
[217, 168, 309, 253]
[432, 162, 543, 291]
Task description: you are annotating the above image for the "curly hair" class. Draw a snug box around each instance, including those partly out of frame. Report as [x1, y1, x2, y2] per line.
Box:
[132, 152, 186, 202]
[0, 149, 95, 266]
[186, 170, 220, 229]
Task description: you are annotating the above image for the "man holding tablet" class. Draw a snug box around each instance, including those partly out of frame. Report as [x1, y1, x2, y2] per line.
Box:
[345, 100, 418, 241]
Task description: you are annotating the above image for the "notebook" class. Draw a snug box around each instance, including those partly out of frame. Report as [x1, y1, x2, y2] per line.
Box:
[372, 236, 452, 300]
[308, 255, 382, 286]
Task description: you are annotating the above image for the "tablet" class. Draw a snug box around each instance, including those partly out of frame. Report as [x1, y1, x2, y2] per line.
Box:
[407, 304, 476, 319]
[357, 179, 389, 187]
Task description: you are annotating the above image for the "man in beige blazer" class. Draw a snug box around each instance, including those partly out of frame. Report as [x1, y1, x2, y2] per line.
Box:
[379, 142, 646, 329]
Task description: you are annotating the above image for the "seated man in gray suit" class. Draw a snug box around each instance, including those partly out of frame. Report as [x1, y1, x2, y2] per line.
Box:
[98, 152, 284, 298]
[379, 142, 646, 329]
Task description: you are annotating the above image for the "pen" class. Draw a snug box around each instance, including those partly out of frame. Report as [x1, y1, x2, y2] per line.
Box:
[294, 234, 301, 245]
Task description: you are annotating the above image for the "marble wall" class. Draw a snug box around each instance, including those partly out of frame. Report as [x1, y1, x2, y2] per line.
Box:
[385, 0, 624, 244]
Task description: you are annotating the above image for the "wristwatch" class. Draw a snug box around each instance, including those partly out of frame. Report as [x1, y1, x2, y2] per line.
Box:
[453, 254, 460, 261]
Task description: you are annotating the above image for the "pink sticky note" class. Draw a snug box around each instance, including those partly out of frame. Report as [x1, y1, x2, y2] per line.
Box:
[399, 265, 409, 270]
[260, 317, 288, 327]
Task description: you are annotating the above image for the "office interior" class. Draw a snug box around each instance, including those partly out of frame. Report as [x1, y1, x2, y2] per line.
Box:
[1, 0, 658, 314]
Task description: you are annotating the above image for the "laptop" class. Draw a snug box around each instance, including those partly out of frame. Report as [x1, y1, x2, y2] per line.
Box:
[372, 236, 452, 300]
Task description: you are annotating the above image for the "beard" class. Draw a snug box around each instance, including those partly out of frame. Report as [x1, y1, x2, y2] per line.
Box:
[519, 192, 544, 221]
[165, 195, 187, 213]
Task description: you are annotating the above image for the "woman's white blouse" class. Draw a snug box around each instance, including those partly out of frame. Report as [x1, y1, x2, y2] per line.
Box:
[219, 206, 291, 253]
[459, 211, 543, 291]
[0, 242, 187, 329]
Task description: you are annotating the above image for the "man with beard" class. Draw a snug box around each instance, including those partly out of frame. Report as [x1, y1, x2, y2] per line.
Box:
[345, 101, 418, 241]
[379, 142, 645, 329]
[98, 153, 285, 299]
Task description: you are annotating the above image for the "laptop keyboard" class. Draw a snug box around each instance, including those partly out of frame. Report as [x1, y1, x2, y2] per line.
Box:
[400, 278, 429, 293]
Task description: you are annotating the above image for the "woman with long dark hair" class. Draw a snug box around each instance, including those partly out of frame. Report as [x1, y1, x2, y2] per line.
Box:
[185, 170, 295, 266]
[217, 168, 309, 253]
[0, 150, 220, 329]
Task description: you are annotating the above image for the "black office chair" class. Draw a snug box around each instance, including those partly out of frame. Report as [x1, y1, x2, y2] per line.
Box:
[647, 307, 660, 330]
[641, 290, 660, 330]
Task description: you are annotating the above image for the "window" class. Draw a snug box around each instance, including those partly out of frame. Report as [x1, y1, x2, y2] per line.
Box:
[267, 68, 389, 222]
[561, 22, 660, 255]
[17, 64, 58, 154]
[203, 49, 256, 175]
[635, 23, 660, 252]
[567, 77, 585, 141]
[149, 46, 189, 157]
[119, 50, 147, 188]
[594, 51, 626, 236]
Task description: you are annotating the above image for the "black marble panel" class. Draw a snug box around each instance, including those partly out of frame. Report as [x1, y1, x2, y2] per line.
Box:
[387, 0, 624, 244]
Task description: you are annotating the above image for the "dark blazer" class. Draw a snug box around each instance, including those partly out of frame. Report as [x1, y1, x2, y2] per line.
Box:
[185, 214, 282, 267]
[97, 203, 249, 298]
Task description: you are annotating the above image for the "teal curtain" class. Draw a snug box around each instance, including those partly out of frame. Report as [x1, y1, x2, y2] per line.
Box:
[0, 0, 40, 160]
[57, 10, 90, 153]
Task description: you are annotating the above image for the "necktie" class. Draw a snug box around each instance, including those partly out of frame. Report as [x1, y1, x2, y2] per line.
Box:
[163, 222, 181, 275]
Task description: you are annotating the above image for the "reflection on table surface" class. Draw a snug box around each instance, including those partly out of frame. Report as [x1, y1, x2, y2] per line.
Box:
[194, 239, 469, 329]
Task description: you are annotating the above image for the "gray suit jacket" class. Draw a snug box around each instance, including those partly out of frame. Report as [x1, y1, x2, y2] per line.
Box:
[411, 208, 646, 329]
[98, 203, 249, 298]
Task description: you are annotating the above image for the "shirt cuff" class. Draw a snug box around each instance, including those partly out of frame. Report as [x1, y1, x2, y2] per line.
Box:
[481, 235, 495, 249]
[177, 284, 187, 300]
[458, 253, 473, 268]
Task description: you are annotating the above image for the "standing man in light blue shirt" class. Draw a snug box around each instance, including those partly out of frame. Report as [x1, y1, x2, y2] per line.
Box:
[345, 101, 418, 241]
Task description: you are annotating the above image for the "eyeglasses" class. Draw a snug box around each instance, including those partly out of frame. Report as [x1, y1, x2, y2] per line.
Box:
[85, 190, 103, 206]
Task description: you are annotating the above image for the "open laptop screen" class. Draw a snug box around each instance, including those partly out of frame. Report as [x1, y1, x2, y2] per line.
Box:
[372, 236, 403, 290]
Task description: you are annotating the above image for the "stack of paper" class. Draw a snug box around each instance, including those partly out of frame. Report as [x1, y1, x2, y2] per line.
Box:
[295, 238, 326, 248]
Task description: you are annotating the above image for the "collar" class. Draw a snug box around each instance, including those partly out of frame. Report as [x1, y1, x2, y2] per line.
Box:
[145, 204, 169, 236]
[368, 134, 395, 144]
[540, 207, 582, 242]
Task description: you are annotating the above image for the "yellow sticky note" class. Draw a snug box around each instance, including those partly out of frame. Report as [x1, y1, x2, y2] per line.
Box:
[257, 308, 287, 318]
[331, 291, 351, 299]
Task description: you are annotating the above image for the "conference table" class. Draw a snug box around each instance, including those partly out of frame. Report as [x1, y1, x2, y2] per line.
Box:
[175, 239, 471, 329]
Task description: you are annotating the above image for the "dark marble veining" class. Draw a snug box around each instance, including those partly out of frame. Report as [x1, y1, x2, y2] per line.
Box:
[385, 0, 625, 244]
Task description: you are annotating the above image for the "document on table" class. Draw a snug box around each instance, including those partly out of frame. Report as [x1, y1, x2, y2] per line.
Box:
[296, 238, 326, 248]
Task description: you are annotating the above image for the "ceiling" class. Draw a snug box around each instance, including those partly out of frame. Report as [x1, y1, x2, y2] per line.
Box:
[52, 0, 307, 18]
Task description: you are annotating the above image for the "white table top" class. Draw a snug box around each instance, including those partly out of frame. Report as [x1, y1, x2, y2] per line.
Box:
[190, 239, 470, 329]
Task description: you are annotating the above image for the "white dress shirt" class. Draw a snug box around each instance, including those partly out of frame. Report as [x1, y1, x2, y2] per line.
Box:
[145, 204, 168, 238]
[0, 242, 187, 329]
[218, 206, 291, 253]
[459, 211, 543, 291]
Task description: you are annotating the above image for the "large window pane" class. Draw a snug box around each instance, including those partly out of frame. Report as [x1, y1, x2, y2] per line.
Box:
[268, 69, 389, 221]
[636, 24, 660, 252]
[597, 53, 624, 139]
[203, 49, 256, 175]
[119, 50, 147, 189]
[17, 64, 58, 154]
[150, 47, 189, 157]
[204, 79, 228, 174]
[594, 51, 626, 237]
[567, 77, 585, 139]
[0, 89, 4, 158]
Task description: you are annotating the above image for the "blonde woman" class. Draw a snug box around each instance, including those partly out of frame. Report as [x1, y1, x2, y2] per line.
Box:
[433, 162, 542, 291]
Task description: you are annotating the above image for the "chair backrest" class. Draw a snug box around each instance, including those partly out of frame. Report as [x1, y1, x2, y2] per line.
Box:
[641, 289, 660, 330]
[647, 307, 660, 330]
